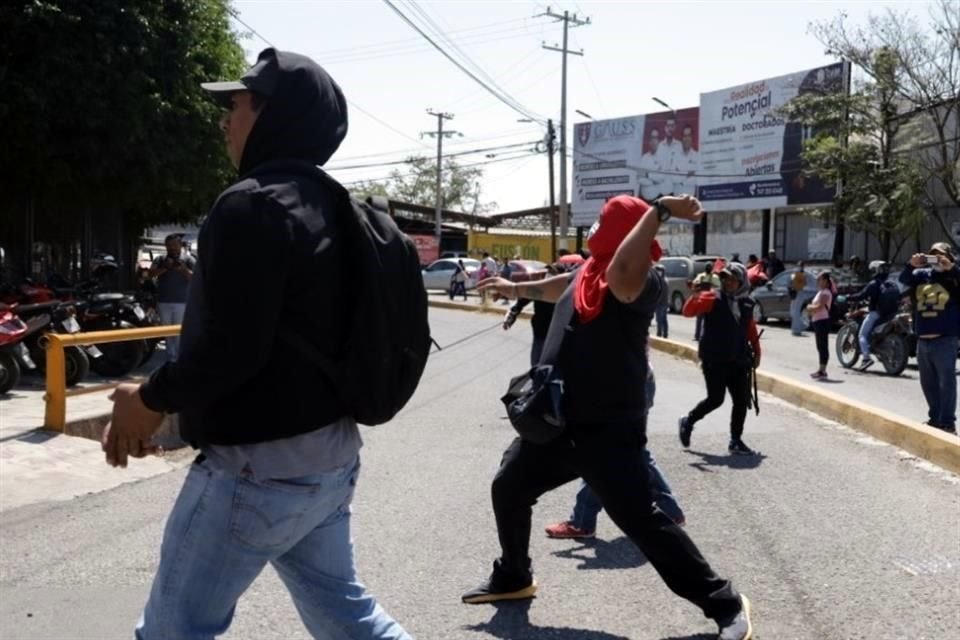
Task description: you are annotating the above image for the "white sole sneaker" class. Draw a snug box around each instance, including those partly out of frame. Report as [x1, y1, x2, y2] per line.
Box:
[718, 594, 753, 640]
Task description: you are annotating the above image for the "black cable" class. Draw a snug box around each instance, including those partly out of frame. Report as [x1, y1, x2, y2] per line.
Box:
[328, 140, 540, 171]
[381, 0, 546, 124]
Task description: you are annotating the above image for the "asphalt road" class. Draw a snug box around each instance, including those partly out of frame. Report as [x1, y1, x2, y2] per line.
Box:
[0, 308, 958, 640]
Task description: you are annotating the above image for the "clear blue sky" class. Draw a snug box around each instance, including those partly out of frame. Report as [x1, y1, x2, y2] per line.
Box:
[231, 0, 938, 213]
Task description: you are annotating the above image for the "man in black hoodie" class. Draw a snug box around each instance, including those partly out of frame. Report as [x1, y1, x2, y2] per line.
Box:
[104, 49, 412, 640]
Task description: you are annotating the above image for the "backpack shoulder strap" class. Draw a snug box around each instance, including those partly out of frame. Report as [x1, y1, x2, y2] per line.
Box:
[537, 275, 577, 366]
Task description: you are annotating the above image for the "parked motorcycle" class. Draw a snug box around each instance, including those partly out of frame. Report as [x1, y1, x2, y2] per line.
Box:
[835, 306, 911, 376]
[0, 304, 49, 394]
[15, 301, 99, 387]
[4, 274, 155, 377]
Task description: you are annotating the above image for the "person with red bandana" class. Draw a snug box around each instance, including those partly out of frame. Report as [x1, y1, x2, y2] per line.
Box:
[678, 262, 762, 456]
[461, 195, 754, 640]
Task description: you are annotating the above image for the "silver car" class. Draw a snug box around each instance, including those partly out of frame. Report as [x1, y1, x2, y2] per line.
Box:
[421, 258, 480, 291]
[659, 256, 722, 313]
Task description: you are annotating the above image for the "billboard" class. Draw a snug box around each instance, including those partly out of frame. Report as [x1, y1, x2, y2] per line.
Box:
[697, 62, 849, 211]
[571, 107, 700, 227]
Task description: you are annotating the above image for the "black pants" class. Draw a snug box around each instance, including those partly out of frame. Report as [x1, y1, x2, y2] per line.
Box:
[813, 319, 830, 367]
[490, 423, 741, 622]
[687, 362, 751, 440]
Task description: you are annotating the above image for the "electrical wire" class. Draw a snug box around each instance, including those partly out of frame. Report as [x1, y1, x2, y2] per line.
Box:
[381, 0, 547, 124]
[227, 6, 430, 149]
[336, 150, 544, 186]
[327, 140, 540, 171]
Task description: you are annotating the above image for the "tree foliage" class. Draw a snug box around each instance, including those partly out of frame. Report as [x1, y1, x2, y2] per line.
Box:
[781, 49, 928, 259]
[350, 155, 498, 214]
[0, 0, 247, 227]
[792, 0, 960, 254]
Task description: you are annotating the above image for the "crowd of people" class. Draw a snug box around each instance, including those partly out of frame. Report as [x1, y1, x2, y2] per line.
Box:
[99, 48, 956, 640]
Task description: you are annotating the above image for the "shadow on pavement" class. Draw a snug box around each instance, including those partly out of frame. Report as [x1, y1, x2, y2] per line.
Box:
[550, 535, 648, 570]
[684, 449, 767, 472]
[0, 430, 60, 445]
[464, 600, 631, 640]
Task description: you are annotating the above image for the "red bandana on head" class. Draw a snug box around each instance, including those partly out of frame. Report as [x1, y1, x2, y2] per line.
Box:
[574, 195, 662, 323]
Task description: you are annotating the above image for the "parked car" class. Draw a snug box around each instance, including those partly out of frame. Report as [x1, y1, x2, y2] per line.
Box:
[752, 267, 848, 325]
[658, 256, 722, 313]
[506, 260, 548, 283]
[421, 258, 480, 291]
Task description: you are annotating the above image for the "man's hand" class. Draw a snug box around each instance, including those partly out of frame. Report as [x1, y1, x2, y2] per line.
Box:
[658, 195, 703, 223]
[754, 352, 762, 368]
[936, 254, 955, 271]
[478, 277, 516, 300]
[103, 383, 165, 468]
[910, 253, 927, 269]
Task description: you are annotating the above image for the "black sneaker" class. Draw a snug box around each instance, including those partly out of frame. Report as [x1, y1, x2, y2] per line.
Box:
[728, 439, 757, 456]
[462, 561, 537, 604]
[678, 416, 693, 448]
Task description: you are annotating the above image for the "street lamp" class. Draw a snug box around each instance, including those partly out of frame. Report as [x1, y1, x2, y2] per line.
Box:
[651, 97, 675, 112]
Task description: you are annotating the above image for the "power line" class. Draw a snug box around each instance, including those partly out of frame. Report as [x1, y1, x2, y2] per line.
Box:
[328, 140, 540, 170]
[227, 6, 429, 150]
[336, 150, 543, 186]
[381, 0, 546, 123]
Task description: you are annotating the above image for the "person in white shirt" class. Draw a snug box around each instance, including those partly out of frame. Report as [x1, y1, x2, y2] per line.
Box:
[656, 116, 681, 171]
[638, 128, 665, 201]
[673, 126, 699, 197]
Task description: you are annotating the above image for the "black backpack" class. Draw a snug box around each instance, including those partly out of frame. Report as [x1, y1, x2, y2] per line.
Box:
[279, 163, 431, 426]
[877, 280, 901, 317]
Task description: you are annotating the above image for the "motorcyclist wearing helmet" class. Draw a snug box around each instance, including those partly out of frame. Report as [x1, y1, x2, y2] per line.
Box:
[679, 262, 762, 456]
[844, 260, 891, 371]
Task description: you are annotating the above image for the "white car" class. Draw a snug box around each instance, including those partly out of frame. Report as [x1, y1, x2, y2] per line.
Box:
[422, 258, 480, 291]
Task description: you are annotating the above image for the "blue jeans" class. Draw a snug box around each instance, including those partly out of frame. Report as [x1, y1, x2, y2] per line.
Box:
[655, 304, 669, 338]
[570, 449, 685, 529]
[136, 456, 410, 640]
[567, 373, 685, 529]
[790, 296, 807, 335]
[158, 303, 186, 361]
[917, 335, 958, 429]
[858, 310, 881, 357]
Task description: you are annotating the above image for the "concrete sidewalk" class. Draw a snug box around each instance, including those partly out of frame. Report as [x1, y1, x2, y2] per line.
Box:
[0, 357, 186, 513]
[429, 295, 960, 473]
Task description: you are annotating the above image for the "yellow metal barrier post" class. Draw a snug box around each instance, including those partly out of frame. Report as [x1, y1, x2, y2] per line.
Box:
[44, 334, 68, 431]
[43, 325, 181, 432]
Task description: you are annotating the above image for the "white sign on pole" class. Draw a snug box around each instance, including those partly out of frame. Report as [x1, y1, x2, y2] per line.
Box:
[697, 62, 849, 212]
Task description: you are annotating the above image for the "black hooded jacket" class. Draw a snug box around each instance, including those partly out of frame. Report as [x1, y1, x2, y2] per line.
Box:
[140, 50, 353, 446]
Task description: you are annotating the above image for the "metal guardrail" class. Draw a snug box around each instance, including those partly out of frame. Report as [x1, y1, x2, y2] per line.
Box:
[43, 325, 181, 431]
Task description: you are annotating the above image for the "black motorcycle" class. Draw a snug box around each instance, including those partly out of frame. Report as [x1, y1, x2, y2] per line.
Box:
[15, 301, 99, 387]
[835, 306, 911, 376]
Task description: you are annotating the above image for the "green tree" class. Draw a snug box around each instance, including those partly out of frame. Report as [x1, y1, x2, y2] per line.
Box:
[0, 0, 247, 229]
[801, 0, 960, 253]
[351, 155, 498, 214]
[781, 48, 928, 261]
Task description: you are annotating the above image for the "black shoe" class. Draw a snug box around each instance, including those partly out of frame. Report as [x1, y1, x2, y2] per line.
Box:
[728, 439, 757, 456]
[462, 561, 537, 604]
[679, 416, 693, 448]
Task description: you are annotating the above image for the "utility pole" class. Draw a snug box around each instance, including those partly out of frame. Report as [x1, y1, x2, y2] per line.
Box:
[546, 119, 558, 261]
[421, 110, 459, 246]
[539, 6, 590, 251]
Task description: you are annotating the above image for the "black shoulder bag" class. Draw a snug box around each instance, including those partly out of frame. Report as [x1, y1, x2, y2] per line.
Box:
[500, 286, 576, 444]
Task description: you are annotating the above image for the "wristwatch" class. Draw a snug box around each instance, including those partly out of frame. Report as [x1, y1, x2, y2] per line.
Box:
[653, 199, 672, 223]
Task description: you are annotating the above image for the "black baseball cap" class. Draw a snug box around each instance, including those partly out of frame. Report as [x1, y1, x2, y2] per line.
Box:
[201, 48, 281, 108]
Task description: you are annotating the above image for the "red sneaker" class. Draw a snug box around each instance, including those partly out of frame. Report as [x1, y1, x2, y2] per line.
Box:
[544, 521, 595, 539]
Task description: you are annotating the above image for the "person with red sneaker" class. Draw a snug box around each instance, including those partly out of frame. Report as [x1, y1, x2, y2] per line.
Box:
[462, 194, 753, 640]
[544, 357, 685, 540]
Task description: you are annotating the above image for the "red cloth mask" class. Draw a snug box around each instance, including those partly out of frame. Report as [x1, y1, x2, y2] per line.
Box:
[575, 196, 662, 323]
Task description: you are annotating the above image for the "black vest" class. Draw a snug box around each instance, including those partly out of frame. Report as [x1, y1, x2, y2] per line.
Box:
[698, 294, 755, 366]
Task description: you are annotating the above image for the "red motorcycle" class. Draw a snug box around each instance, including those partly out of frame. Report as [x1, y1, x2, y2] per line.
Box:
[0, 303, 49, 394]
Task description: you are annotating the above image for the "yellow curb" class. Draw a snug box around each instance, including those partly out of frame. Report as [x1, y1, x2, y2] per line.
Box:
[428, 299, 532, 318]
[650, 336, 960, 474]
[428, 303, 960, 474]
